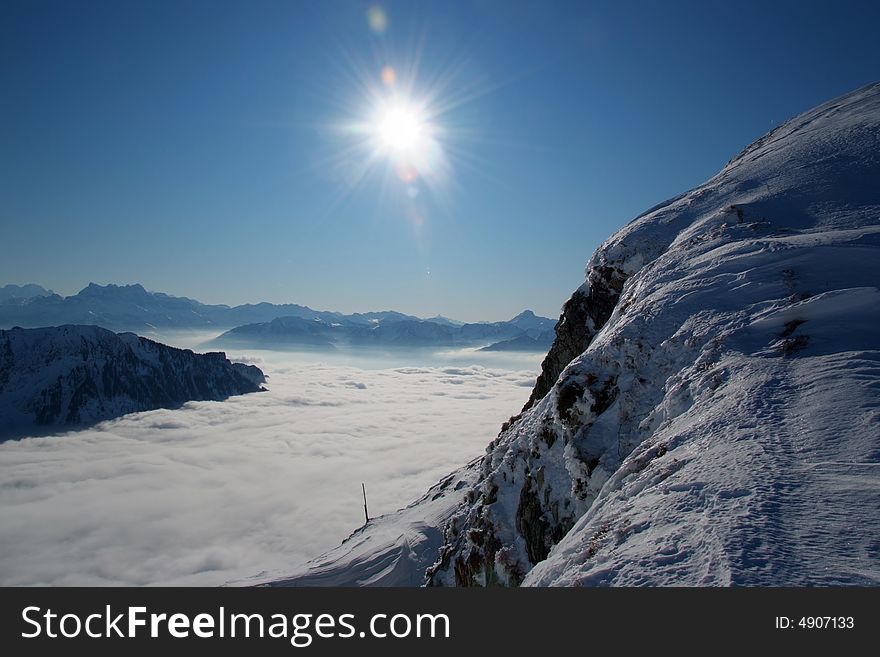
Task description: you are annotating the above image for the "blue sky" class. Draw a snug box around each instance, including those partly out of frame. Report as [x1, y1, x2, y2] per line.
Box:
[2, 0, 879, 322]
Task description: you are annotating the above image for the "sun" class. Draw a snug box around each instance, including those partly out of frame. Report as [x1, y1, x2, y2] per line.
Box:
[372, 99, 431, 158]
[326, 48, 472, 194]
[377, 104, 424, 153]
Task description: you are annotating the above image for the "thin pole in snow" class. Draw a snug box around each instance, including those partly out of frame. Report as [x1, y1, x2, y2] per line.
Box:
[362, 483, 370, 524]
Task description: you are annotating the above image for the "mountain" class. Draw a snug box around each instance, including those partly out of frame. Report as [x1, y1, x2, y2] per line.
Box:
[479, 309, 556, 351]
[207, 316, 344, 350]
[0, 281, 555, 351]
[257, 82, 880, 587]
[362, 319, 457, 347]
[479, 330, 555, 352]
[0, 283, 549, 352]
[0, 282, 349, 332]
[424, 315, 465, 327]
[0, 325, 265, 440]
[210, 312, 555, 351]
[0, 283, 425, 333]
[0, 284, 54, 303]
[508, 310, 556, 337]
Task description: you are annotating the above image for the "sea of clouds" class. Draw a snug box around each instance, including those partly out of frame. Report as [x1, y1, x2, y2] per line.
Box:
[0, 345, 540, 585]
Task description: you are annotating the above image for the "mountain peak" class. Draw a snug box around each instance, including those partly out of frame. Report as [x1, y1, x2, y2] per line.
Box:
[78, 282, 149, 297]
[507, 309, 554, 332]
[424, 315, 464, 327]
[0, 284, 54, 302]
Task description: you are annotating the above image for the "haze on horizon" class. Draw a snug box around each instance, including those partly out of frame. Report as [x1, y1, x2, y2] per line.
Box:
[3, 0, 880, 323]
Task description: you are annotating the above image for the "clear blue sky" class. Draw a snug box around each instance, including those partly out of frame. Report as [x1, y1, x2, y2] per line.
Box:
[2, 0, 879, 322]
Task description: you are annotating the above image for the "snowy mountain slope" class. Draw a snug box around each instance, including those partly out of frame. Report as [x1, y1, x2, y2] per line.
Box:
[263, 81, 880, 587]
[0, 325, 265, 440]
[242, 463, 480, 587]
[425, 81, 880, 586]
[525, 339, 880, 585]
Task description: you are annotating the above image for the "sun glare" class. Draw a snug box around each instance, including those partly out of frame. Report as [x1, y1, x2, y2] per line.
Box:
[325, 5, 480, 201]
[375, 102, 427, 154]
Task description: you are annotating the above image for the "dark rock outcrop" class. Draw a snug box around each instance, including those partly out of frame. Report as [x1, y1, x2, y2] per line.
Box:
[0, 325, 265, 440]
[524, 264, 627, 411]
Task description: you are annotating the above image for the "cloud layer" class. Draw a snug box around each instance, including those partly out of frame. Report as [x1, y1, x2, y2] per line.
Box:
[0, 348, 539, 585]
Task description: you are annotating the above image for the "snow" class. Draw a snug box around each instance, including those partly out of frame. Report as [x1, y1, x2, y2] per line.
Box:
[526, 348, 880, 585]
[263, 81, 880, 586]
[242, 463, 480, 587]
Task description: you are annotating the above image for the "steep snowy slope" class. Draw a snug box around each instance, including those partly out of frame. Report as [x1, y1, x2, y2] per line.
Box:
[0, 325, 265, 440]
[242, 463, 480, 587]
[263, 81, 880, 587]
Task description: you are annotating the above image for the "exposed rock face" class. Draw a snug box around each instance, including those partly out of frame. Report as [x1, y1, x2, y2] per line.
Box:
[524, 264, 628, 412]
[0, 325, 265, 440]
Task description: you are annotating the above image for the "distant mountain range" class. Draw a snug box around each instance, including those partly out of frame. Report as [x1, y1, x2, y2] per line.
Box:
[0, 325, 265, 440]
[0, 284, 54, 302]
[209, 309, 556, 351]
[0, 282, 419, 332]
[0, 283, 557, 352]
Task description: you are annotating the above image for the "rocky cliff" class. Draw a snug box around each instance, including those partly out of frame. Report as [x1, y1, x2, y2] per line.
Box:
[0, 325, 265, 440]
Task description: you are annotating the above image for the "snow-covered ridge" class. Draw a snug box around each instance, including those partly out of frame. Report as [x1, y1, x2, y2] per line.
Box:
[0, 325, 266, 441]
[263, 81, 880, 587]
